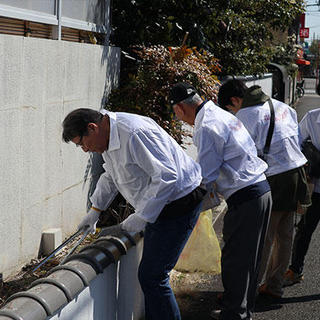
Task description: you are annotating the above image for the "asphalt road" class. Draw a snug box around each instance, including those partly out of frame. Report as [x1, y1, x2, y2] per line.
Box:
[296, 81, 320, 121]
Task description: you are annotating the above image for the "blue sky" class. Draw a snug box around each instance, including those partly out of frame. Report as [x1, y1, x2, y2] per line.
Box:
[305, 0, 320, 42]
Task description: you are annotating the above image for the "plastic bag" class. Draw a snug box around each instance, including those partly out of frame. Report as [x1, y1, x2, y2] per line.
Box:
[174, 209, 221, 274]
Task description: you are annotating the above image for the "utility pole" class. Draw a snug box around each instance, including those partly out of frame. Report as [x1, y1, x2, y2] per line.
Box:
[316, 38, 320, 93]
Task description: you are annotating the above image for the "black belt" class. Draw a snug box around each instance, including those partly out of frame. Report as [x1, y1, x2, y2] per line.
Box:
[157, 186, 206, 220]
[226, 180, 270, 207]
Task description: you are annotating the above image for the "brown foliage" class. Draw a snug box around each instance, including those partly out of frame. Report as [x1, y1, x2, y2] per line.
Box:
[107, 45, 221, 144]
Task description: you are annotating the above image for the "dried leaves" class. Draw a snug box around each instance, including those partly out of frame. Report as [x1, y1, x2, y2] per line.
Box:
[108, 45, 221, 143]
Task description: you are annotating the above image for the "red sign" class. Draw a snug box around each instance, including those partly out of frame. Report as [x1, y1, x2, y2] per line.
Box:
[300, 28, 309, 38]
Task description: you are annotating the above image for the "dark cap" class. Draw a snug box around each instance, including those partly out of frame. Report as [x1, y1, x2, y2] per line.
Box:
[169, 82, 197, 106]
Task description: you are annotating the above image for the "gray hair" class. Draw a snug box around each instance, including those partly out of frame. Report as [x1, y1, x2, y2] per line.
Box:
[182, 93, 203, 107]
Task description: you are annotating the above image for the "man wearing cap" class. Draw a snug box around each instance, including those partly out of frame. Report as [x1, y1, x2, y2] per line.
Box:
[169, 82, 272, 320]
[217, 79, 310, 300]
[62, 108, 206, 320]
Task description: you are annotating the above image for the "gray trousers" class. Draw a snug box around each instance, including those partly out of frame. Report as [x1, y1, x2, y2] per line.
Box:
[220, 191, 272, 320]
[257, 210, 294, 296]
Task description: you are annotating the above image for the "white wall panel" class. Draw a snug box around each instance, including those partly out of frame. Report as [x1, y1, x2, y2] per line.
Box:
[0, 34, 23, 109]
[0, 33, 120, 277]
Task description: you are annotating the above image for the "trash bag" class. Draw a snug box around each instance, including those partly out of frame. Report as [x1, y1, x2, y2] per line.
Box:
[175, 209, 221, 274]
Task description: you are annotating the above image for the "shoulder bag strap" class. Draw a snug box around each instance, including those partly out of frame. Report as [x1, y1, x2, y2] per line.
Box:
[263, 99, 275, 156]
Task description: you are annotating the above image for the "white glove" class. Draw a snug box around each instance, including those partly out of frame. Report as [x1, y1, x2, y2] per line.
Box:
[78, 207, 101, 234]
[120, 214, 147, 232]
[201, 182, 221, 211]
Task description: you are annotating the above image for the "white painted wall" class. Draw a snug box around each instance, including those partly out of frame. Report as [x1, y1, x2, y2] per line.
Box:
[0, 34, 120, 277]
[245, 75, 273, 97]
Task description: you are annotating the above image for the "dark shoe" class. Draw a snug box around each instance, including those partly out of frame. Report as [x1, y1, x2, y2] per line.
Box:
[210, 308, 252, 320]
[258, 283, 282, 299]
[210, 309, 221, 319]
[215, 292, 224, 309]
[211, 294, 223, 318]
[283, 269, 304, 287]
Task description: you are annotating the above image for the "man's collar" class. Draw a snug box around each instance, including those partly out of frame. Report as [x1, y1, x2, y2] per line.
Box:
[106, 111, 121, 151]
[195, 99, 207, 116]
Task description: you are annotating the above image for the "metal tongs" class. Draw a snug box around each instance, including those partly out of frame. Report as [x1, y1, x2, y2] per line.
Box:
[31, 228, 90, 273]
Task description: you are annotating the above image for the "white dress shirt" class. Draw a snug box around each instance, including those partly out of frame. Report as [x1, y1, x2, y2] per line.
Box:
[236, 99, 307, 177]
[90, 111, 202, 223]
[299, 108, 320, 193]
[193, 100, 267, 200]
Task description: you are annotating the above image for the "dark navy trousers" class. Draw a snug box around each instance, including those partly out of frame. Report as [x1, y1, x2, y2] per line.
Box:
[138, 202, 202, 320]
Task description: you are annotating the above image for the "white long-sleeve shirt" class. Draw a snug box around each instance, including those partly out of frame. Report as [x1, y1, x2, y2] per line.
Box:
[299, 108, 320, 193]
[90, 111, 202, 223]
[193, 100, 267, 200]
[236, 99, 307, 177]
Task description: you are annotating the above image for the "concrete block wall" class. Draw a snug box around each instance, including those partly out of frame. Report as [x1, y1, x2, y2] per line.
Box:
[0, 34, 120, 277]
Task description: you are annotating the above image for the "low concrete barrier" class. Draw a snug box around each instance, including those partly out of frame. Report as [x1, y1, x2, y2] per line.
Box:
[0, 232, 144, 320]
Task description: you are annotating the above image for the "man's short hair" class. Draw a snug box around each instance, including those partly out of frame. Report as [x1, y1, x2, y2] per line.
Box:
[217, 79, 248, 110]
[182, 93, 203, 106]
[62, 108, 103, 142]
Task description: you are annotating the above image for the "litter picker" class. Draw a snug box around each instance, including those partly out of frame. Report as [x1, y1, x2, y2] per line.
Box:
[31, 228, 85, 273]
[61, 229, 90, 264]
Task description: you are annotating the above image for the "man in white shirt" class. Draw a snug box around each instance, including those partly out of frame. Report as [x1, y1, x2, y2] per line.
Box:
[218, 79, 310, 301]
[169, 82, 272, 320]
[62, 108, 205, 320]
[284, 108, 320, 286]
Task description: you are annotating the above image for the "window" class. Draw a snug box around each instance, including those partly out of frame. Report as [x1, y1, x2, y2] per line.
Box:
[0, 0, 55, 15]
[0, 0, 109, 41]
[62, 0, 106, 26]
